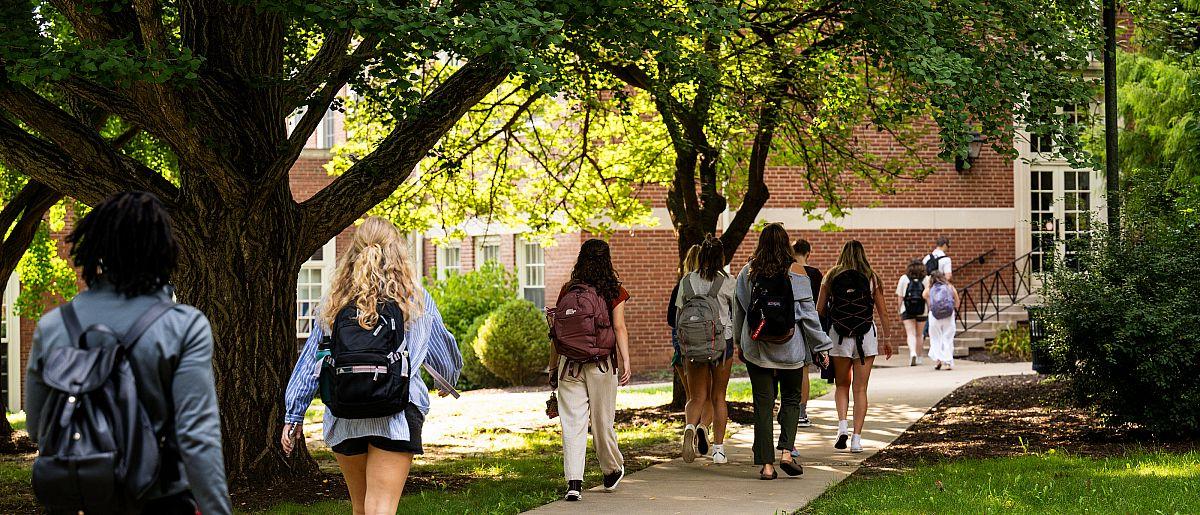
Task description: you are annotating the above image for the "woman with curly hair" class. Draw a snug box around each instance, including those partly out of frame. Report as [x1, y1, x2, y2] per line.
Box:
[549, 238, 631, 501]
[282, 217, 462, 514]
[733, 224, 832, 480]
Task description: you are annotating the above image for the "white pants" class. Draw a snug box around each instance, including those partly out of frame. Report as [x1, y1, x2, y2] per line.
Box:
[927, 313, 956, 365]
[557, 357, 623, 481]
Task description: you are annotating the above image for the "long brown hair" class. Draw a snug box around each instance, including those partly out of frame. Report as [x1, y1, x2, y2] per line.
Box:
[696, 236, 726, 281]
[569, 238, 622, 302]
[322, 217, 423, 330]
[748, 223, 795, 280]
[906, 259, 926, 282]
[827, 240, 878, 284]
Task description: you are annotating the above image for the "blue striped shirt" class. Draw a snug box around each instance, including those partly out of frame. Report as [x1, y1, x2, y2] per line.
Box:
[283, 289, 462, 446]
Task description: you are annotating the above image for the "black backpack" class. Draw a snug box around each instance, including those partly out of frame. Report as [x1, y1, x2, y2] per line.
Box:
[828, 270, 875, 363]
[903, 276, 926, 316]
[925, 253, 946, 275]
[319, 302, 410, 419]
[747, 272, 796, 344]
[32, 299, 176, 515]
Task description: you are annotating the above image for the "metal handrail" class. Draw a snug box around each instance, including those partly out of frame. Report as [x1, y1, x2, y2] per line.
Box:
[954, 251, 1036, 332]
[953, 248, 997, 275]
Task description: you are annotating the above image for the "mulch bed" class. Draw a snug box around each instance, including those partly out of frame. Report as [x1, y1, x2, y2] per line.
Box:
[859, 375, 1199, 475]
[962, 349, 1029, 363]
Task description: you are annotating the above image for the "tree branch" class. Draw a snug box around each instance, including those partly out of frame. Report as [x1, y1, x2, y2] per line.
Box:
[298, 57, 511, 255]
[0, 181, 63, 285]
[0, 83, 177, 203]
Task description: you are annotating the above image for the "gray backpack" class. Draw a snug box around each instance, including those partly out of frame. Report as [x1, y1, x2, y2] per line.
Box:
[677, 274, 727, 363]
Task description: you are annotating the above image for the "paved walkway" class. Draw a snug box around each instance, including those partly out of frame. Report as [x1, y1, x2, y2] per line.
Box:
[526, 359, 1033, 515]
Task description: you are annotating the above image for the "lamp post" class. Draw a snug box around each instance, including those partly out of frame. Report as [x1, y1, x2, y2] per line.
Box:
[1103, 0, 1120, 238]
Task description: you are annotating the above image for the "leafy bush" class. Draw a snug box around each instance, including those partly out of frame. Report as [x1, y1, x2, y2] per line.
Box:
[474, 299, 551, 386]
[1041, 188, 1200, 435]
[428, 261, 518, 343]
[988, 324, 1031, 360]
[458, 315, 505, 390]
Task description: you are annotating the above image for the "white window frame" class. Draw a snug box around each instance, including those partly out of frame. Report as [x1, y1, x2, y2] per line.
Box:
[436, 243, 462, 280]
[3, 272, 21, 411]
[316, 109, 336, 149]
[516, 237, 545, 307]
[474, 236, 501, 270]
[297, 239, 336, 338]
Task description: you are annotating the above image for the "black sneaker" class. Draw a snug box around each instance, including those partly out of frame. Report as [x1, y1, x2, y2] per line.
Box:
[835, 433, 849, 450]
[797, 415, 812, 428]
[565, 480, 583, 501]
[603, 468, 625, 491]
[696, 427, 710, 456]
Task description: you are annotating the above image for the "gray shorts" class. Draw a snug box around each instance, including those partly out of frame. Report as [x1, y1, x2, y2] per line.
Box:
[827, 324, 879, 359]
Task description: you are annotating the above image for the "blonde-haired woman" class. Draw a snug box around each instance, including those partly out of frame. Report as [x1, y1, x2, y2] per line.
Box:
[282, 217, 462, 515]
[817, 240, 893, 454]
[667, 245, 708, 445]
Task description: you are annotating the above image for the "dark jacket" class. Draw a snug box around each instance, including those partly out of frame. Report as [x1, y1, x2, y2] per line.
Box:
[25, 282, 232, 515]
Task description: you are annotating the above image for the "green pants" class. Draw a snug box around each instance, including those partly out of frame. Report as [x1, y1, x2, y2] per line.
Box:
[746, 360, 805, 465]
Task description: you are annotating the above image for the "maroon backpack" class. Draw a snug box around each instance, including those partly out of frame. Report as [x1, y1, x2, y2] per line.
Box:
[549, 283, 616, 363]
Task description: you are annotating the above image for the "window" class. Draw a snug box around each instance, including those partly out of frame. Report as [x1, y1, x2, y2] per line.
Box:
[316, 109, 336, 149]
[474, 236, 500, 269]
[518, 238, 545, 308]
[437, 244, 461, 279]
[2, 272, 19, 411]
[1029, 133, 1053, 154]
[297, 239, 336, 338]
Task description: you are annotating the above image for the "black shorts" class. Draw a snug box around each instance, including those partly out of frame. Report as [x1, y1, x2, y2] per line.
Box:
[901, 312, 928, 322]
[331, 407, 425, 456]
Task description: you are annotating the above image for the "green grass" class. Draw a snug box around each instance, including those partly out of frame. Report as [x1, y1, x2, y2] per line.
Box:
[623, 377, 830, 404]
[251, 420, 676, 514]
[6, 411, 25, 432]
[0, 456, 36, 514]
[804, 451, 1200, 514]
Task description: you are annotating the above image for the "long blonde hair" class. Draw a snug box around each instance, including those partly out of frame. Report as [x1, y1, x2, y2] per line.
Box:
[682, 244, 702, 274]
[827, 240, 878, 284]
[321, 217, 423, 330]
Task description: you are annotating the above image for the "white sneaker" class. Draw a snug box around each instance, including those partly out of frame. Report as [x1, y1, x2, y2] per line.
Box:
[711, 444, 727, 464]
[909, 355, 918, 366]
[682, 424, 697, 463]
[850, 434, 863, 453]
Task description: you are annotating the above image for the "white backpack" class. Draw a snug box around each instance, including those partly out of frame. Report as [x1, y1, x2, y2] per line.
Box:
[677, 274, 727, 363]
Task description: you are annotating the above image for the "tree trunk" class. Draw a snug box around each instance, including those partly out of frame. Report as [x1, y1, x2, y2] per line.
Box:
[171, 186, 320, 484]
[0, 399, 12, 442]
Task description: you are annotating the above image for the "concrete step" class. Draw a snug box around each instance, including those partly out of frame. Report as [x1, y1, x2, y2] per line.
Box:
[955, 337, 987, 351]
[954, 343, 971, 357]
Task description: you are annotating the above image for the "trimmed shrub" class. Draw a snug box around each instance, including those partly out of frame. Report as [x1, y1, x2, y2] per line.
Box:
[429, 261, 518, 343]
[474, 299, 551, 386]
[458, 315, 505, 389]
[1042, 187, 1200, 435]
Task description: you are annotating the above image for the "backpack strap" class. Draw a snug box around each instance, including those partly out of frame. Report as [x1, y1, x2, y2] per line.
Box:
[60, 302, 84, 348]
[706, 274, 726, 298]
[680, 274, 696, 300]
[121, 299, 177, 348]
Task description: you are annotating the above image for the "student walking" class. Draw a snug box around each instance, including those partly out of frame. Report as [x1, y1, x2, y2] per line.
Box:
[818, 240, 894, 454]
[674, 237, 736, 464]
[792, 238, 824, 429]
[734, 224, 832, 480]
[921, 236, 952, 339]
[667, 245, 712, 439]
[25, 191, 232, 515]
[896, 259, 928, 366]
[547, 239, 631, 501]
[282, 217, 463, 515]
[925, 270, 961, 370]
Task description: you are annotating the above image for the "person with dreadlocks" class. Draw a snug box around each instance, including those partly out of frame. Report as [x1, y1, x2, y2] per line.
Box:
[547, 239, 630, 501]
[24, 191, 231, 514]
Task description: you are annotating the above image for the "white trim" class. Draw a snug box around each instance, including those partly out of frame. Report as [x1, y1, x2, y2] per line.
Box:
[516, 237, 546, 308]
[4, 271, 21, 411]
[473, 235, 501, 270]
[296, 239, 336, 338]
[641, 207, 1017, 231]
[435, 243, 462, 280]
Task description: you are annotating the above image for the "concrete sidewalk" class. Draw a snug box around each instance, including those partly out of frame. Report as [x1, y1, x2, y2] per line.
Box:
[525, 360, 1032, 515]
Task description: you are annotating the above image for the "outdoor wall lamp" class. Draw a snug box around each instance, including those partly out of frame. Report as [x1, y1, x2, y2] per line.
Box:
[955, 131, 986, 173]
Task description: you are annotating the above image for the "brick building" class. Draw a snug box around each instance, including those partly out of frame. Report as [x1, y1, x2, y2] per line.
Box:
[2, 92, 1103, 411]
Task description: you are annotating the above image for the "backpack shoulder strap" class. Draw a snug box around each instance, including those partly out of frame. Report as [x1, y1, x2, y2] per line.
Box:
[680, 274, 696, 300]
[121, 299, 177, 349]
[706, 274, 726, 298]
[60, 302, 84, 348]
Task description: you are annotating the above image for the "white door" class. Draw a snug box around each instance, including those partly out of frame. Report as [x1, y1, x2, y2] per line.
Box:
[1027, 165, 1097, 274]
